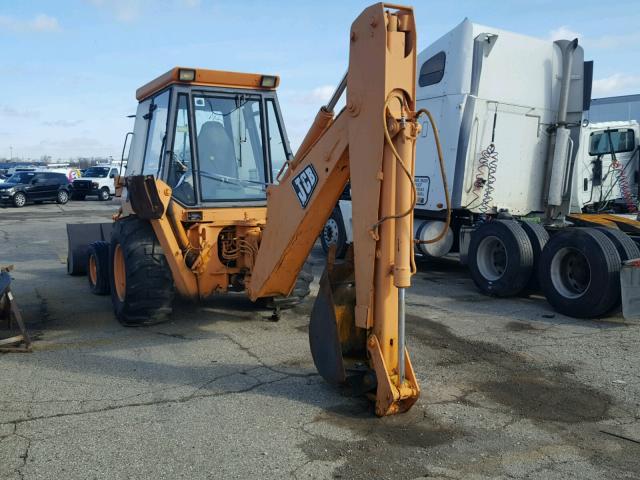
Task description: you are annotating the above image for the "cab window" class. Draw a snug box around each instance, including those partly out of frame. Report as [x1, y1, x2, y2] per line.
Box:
[193, 94, 266, 202]
[142, 90, 170, 176]
[589, 129, 636, 155]
[419, 51, 446, 87]
[266, 99, 288, 183]
[168, 94, 196, 205]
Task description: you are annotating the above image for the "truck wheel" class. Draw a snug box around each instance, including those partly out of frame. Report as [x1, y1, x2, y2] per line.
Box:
[321, 208, 347, 259]
[518, 221, 549, 291]
[98, 187, 110, 201]
[57, 190, 69, 205]
[468, 220, 533, 297]
[109, 217, 175, 326]
[87, 241, 110, 295]
[594, 227, 640, 262]
[12, 192, 26, 208]
[539, 228, 621, 318]
[71, 193, 86, 201]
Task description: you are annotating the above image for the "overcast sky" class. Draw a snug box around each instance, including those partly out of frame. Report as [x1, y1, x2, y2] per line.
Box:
[1, 0, 639, 160]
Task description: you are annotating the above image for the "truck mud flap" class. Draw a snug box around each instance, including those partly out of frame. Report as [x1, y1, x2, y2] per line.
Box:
[66, 223, 113, 275]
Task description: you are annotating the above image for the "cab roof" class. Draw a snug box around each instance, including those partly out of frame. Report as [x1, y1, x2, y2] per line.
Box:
[136, 67, 280, 101]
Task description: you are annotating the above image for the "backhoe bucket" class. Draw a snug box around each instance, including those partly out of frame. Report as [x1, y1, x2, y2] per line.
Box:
[66, 223, 113, 275]
[309, 250, 367, 386]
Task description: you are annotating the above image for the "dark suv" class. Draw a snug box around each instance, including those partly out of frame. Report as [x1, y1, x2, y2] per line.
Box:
[0, 172, 71, 208]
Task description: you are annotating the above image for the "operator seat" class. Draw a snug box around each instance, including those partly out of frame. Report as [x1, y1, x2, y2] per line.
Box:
[197, 121, 239, 178]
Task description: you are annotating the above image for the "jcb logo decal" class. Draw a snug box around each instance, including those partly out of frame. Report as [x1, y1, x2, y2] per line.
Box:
[292, 165, 318, 209]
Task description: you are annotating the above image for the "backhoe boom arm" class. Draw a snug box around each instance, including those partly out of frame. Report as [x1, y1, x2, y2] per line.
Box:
[247, 3, 421, 416]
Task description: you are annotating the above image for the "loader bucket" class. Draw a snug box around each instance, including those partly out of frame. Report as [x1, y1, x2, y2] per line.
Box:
[66, 223, 113, 275]
[309, 249, 367, 386]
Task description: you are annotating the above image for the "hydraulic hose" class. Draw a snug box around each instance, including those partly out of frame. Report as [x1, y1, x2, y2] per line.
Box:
[370, 97, 451, 274]
[370, 95, 418, 236]
[414, 108, 451, 245]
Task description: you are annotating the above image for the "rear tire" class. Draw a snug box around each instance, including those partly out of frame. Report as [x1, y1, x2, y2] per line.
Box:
[518, 221, 549, 291]
[12, 192, 26, 208]
[98, 188, 110, 201]
[109, 217, 175, 326]
[57, 190, 69, 205]
[468, 220, 534, 297]
[594, 227, 640, 262]
[87, 241, 110, 295]
[539, 228, 621, 318]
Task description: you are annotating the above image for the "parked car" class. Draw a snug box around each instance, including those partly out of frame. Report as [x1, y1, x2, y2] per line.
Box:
[71, 166, 119, 201]
[0, 171, 70, 208]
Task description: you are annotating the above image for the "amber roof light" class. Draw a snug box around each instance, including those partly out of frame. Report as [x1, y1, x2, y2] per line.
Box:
[136, 67, 280, 101]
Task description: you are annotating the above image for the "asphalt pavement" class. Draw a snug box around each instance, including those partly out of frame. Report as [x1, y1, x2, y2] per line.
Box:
[0, 199, 639, 479]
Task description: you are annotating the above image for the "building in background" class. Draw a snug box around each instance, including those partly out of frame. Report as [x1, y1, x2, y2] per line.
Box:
[586, 94, 640, 123]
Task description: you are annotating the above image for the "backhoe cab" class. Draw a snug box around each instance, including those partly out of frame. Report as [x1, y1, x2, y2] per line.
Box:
[68, 67, 308, 310]
[68, 3, 423, 416]
[127, 68, 289, 208]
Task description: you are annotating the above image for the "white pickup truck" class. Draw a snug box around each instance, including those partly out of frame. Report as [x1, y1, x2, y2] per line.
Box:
[71, 165, 120, 201]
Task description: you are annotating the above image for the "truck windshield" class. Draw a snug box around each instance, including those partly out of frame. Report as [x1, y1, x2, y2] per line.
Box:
[83, 167, 110, 178]
[193, 94, 266, 202]
[589, 129, 636, 156]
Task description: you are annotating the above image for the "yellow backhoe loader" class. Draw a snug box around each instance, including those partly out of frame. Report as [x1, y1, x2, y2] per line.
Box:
[67, 3, 430, 416]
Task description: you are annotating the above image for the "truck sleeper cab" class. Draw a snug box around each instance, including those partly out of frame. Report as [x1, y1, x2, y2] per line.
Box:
[324, 20, 640, 319]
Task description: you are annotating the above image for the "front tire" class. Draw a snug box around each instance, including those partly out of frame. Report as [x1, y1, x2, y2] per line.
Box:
[98, 188, 110, 201]
[109, 217, 175, 326]
[87, 241, 110, 295]
[12, 192, 26, 208]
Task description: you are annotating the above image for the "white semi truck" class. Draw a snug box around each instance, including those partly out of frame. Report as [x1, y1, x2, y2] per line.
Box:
[322, 19, 640, 318]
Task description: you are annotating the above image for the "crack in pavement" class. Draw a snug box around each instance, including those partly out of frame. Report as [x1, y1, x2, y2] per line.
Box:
[0, 370, 293, 428]
[13, 433, 31, 480]
[0, 327, 320, 433]
[223, 332, 319, 379]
